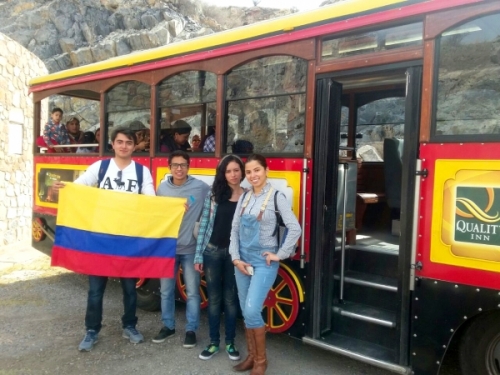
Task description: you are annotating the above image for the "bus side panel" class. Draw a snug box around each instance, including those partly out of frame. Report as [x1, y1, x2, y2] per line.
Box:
[416, 143, 500, 290]
[411, 277, 500, 375]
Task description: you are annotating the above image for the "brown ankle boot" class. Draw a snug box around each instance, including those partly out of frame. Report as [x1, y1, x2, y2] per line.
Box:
[233, 328, 255, 372]
[250, 326, 267, 375]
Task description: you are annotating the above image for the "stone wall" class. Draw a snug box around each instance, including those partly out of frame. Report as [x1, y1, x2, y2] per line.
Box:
[0, 33, 48, 249]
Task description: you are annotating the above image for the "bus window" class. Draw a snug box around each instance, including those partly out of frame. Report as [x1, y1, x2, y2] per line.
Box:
[106, 81, 151, 153]
[38, 94, 100, 154]
[157, 71, 217, 153]
[321, 22, 423, 60]
[435, 13, 500, 138]
[356, 96, 405, 161]
[226, 55, 307, 154]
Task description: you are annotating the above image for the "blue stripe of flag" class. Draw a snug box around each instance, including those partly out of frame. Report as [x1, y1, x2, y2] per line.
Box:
[55, 226, 177, 258]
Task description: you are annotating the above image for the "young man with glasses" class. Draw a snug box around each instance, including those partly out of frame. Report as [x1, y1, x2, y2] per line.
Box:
[154, 150, 210, 348]
[54, 127, 155, 352]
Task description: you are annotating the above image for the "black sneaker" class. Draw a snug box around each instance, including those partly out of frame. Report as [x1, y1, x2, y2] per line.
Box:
[226, 343, 241, 361]
[199, 343, 219, 360]
[183, 331, 197, 348]
[152, 327, 175, 343]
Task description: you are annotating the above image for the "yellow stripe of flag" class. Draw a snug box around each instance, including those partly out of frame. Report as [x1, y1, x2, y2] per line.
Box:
[56, 183, 185, 239]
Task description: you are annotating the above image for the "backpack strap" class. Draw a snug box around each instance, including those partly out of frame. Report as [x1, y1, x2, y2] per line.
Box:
[134, 162, 144, 194]
[97, 159, 111, 188]
[273, 191, 279, 237]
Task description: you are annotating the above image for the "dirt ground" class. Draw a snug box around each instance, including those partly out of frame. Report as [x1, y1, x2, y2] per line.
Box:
[0, 246, 459, 375]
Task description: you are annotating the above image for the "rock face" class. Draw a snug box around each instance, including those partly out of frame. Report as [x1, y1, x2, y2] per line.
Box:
[0, 0, 294, 73]
[0, 34, 48, 249]
[0, 0, 295, 132]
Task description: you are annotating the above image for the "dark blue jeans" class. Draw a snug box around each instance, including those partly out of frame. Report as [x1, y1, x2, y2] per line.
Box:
[85, 276, 138, 333]
[203, 245, 238, 345]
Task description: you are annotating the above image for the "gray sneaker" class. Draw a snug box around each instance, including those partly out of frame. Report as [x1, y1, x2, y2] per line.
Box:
[122, 327, 144, 344]
[79, 330, 98, 351]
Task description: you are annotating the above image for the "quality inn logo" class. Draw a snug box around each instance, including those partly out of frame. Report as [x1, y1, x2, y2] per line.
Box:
[455, 187, 500, 246]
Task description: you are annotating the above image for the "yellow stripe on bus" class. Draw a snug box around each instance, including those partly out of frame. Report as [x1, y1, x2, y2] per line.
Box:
[30, 0, 405, 86]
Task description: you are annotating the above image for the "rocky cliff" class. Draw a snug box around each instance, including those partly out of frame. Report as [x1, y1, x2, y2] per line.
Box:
[0, 0, 294, 73]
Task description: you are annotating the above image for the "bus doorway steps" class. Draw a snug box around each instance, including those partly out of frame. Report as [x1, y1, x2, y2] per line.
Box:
[303, 333, 405, 373]
[331, 246, 400, 359]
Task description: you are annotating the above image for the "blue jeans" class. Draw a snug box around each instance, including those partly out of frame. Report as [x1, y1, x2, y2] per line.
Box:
[85, 276, 138, 332]
[234, 247, 279, 329]
[203, 245, 238, 345]
[160, 253, 200, 332]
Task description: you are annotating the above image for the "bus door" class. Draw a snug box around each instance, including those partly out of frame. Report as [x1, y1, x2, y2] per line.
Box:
[304, 65, 422, 372]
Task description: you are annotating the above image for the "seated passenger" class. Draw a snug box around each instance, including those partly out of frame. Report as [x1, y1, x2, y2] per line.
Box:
[41, 107, 70, 153]
[191, 134, 201, 152]
[160, 120, 192, 153]
[232, 139, 254, 154]
[134, 129, 150, 152]
[66, 117, 84, 152]
[201, 126, 215, 152]
[76, 132, 97, 154]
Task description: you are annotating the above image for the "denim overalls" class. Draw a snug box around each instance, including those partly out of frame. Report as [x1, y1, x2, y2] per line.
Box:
[234, 188, 279, 328]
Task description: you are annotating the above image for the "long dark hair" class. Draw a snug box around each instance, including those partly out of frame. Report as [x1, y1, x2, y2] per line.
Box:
[212, 155, 244, 204]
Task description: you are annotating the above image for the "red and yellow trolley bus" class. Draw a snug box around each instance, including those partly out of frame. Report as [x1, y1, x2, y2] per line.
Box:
[30, 0, 500, 374]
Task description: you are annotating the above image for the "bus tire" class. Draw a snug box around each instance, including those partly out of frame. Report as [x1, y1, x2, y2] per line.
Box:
[459, 312, 500, 375]
[136, 279, 161, 312]
[32, 217, 47, 242]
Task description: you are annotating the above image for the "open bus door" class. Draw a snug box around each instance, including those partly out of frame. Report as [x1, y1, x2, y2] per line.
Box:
[304, 65, 422, 374]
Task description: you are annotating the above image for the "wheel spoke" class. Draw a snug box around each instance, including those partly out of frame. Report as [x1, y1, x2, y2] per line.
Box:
[275, 297, 294, 305]
[271, 304, 288, 323]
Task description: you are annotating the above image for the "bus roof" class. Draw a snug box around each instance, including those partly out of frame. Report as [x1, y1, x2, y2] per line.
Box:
[29, 0, 408, 88]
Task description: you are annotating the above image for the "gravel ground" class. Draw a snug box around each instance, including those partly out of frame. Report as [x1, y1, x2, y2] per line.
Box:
[0, 246, 458, 375]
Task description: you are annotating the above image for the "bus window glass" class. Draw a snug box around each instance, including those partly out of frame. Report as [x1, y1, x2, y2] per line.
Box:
[356, 97, 405, 161]
[226, 56, 307, 154]
[322, 22, 422, 60]
[106, 81, 151, 153]
[436, 14, 500, 137]
[158, 71, 217, 153]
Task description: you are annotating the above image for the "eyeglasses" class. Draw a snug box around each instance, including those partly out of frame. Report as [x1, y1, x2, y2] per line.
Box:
[170, 163, 189, 170]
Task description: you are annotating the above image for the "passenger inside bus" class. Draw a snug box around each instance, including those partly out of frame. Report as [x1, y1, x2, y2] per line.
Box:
[160, 120, 192, 153]
[66, 117, 84, 152]
[201, 125, 215, 152]
[232, 139, 254, 154]
[134, 129, 150, 153]
[76, 132, 97, 154]
[39, 107, 70, 153]
[191, 134, 201, 152]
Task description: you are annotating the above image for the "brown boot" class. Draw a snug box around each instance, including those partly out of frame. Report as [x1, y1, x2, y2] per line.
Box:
[250, 326, 267, 375]
[233, 328, 255, 372]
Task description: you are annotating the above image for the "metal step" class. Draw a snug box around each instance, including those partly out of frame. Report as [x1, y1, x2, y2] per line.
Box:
[303, 334, 409, 374]
[333, 301, 396, 328]
[335, 271, 398, 292]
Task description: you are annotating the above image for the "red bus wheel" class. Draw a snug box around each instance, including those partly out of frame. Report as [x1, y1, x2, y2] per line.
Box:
[32, 218, 47, 242]
[176, 267, 208, 309]
[263, 265, 301, 334]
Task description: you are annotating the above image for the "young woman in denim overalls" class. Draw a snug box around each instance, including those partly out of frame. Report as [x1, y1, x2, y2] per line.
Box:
[229, 154, 301, 375]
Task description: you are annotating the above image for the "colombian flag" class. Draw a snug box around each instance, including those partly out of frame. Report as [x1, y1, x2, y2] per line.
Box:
[52, 183, 185, 278]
